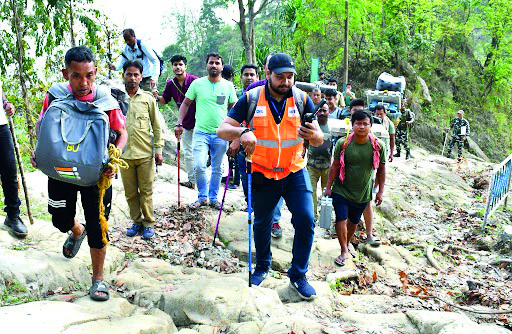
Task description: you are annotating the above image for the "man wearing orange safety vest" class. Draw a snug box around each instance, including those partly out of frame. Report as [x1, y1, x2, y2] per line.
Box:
[217, 54, 324, 300]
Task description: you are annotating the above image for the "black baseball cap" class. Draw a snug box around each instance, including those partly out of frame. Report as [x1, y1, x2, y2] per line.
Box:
[268, 53, 296, 74]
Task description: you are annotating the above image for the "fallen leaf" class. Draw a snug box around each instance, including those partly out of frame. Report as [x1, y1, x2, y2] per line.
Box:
[183, 223, 192, 231]
[399, 271, 409, 292]
[372, 271, 378, 283]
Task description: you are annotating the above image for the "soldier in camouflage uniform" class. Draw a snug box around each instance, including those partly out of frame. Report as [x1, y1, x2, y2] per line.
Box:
[307, 103, 332, 219]
[447, 110, 470, 161]
[394, 101, 415, 160]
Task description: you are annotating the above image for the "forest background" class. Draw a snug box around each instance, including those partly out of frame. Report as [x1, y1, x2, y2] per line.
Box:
[1, 0, 511, 167]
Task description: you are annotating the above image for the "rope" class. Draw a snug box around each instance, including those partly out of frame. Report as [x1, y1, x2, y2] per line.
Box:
[97, 144, 129, 246]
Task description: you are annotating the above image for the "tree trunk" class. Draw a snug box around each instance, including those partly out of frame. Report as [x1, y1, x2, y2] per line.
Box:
[69, 0, 75, 47]
[11, 0, 35, 149]
[343, 0, 349, 87]
[237, 0, 251, 64]
[248, 2, 256, 65]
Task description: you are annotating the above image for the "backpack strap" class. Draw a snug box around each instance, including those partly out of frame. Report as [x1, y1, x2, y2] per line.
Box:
[291, 86, 306, 117]
[246, 86, 263, 125]
[137, 40, 145, 59]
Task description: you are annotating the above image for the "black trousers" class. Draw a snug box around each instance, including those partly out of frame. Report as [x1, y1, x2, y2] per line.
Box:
[0, 124, 21, 218]
[48, 177, 112, 249]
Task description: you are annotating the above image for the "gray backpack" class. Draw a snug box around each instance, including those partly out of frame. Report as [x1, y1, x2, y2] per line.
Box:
[35, 83, 120, 187]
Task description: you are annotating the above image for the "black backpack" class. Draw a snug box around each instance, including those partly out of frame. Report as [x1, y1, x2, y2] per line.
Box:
[122, 40, 164, 76]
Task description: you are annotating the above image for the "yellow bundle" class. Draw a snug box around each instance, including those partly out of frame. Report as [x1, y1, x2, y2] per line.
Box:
[97, 144, 129, 246]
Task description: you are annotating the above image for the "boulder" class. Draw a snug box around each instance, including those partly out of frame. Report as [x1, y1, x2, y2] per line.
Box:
[0, 298, 177, 334]
[0, 219, 124, 295]
[494, 224, 512, 255]
[405, 310, 508, 334]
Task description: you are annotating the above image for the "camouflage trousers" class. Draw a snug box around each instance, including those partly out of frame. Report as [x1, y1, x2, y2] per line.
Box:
[447, 135, 464, 159]
[395, 128, 410, 153]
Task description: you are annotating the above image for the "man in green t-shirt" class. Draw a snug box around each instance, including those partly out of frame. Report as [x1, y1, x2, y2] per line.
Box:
[307, 103, 332, 219]
[325, 110, 386, 266]
[176, 52, 237, 209]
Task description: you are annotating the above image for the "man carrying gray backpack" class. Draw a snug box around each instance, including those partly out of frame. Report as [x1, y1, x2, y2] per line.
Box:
[31, 46, 128, 302]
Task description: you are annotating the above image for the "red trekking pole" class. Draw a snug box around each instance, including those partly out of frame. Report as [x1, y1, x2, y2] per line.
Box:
[177, 139, 181, 207]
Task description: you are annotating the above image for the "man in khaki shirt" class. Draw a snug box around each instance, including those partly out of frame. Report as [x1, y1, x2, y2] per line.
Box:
[120, 60, 164, 239]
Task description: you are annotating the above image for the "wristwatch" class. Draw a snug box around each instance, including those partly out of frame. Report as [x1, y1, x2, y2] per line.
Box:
[175, 124, 183, 128]
[240, 128, 252, 137]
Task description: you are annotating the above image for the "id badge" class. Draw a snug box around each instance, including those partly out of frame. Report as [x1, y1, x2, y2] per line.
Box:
[460, 126, 466, 135]
[216, 95, 226, 105]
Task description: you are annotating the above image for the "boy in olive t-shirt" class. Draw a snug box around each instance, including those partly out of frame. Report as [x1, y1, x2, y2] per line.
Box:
[325, 110, 386, 267]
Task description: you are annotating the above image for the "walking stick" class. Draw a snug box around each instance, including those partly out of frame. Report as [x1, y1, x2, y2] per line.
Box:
[212, 156, 233, 246]
[246, 155, 253, 287]
[177, 139, 181, 208]
[441, 128, 449, 157]
[8, 116, 34, 225]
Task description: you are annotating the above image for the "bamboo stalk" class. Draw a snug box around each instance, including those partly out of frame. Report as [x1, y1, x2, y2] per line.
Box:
[8, 116, 34, 225]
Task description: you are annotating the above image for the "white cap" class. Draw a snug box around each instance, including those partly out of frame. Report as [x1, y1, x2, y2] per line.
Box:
[457, 110, 464, 114]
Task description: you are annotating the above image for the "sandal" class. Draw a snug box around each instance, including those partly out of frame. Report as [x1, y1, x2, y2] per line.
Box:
[364, 236, 381, 247]
[89, 281, 110, 301]
[180, 181, 195, 189]
[334, 255, 347, 266]
[62, 224, 87, 259]
[189, 200, 207, 210]
[210, 202, 221, 210]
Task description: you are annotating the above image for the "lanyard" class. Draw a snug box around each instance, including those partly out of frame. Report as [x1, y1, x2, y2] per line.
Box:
[269, 99, 286, 122]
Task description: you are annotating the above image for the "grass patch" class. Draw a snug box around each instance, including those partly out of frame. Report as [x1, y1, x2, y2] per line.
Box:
[0, 279, 39, 306]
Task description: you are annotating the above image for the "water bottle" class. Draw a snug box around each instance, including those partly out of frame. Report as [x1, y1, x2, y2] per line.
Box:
[319, 197, 333, 229]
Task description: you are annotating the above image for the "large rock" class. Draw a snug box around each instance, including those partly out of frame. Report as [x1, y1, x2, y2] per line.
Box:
[406, 310, 508, 334]
[0, 219, 124, 295]
[0, 298, 177, 334]
[158, 277, 286, 326]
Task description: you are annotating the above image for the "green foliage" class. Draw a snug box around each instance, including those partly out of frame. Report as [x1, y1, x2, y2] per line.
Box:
[0, 279, 39, 306]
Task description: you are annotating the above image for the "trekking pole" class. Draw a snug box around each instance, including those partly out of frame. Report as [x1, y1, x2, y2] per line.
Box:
[177, 139, 181, 208]
[246, 154, 253, 287]
[8, 116, 34, 225]
[212, 156, 233, 246]
[441, 128, 449, 157]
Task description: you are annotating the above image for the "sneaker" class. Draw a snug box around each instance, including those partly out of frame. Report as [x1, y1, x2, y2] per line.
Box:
[271, 222, 282, 238]
[290, 276, 317, 300]
[126, 223, 142, 237]
[142, 227, 155, 239]
[4, 216, 28, 238]
[251, 268, 269, 286]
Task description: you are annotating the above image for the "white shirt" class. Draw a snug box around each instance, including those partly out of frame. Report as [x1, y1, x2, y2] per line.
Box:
[0, 82, 7, 126]
[115, 40, 159, 81]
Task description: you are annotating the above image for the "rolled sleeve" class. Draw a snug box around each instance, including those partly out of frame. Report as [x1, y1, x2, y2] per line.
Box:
[108, 109, 126, 131]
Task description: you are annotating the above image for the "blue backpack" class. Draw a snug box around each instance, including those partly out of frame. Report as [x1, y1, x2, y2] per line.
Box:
[35, 83, 120, 187]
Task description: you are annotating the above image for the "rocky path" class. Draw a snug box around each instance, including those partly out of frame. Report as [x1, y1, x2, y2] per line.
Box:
[0, 147, 511, 333]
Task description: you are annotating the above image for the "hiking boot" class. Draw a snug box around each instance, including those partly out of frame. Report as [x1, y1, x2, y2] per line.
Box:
[251, 268, 269, 286]
[271, 222, 282, 238]
[4, 216, 28, 238]
[126, 223, 142, 237]
[290, 276, 317, 300]
[405, 151, 411, 160]
[457, 157, 462, 163]
[142, 227, 155, 239]
[393, 152, 400, 158]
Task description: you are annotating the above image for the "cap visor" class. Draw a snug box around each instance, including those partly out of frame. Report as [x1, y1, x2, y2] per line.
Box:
[272, 67, 296, 74]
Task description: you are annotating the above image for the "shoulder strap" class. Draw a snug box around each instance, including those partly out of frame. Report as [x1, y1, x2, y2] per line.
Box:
[291, 86, 305, 116]
[137, 40, 145, 59]
[48, 83, 72, 100]
[171, 79, 186, 97]
[246, 86, 263, 125]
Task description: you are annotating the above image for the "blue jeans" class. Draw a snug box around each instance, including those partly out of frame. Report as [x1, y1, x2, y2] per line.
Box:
[238, 150, 283, 222]
[252, 169, 315, 280]
[193, 130, 228, 203]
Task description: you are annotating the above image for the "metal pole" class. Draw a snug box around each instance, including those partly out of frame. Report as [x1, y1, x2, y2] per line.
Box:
[8, 116, 34, 225]
[247, 155, 253, 287]
[212, 157, 232, 246]
[177, 140, 181, 208]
